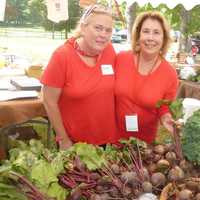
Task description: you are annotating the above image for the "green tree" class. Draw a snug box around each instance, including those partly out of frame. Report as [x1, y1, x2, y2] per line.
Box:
[5, 0, 29, 25]
[28, 0, 46, 25]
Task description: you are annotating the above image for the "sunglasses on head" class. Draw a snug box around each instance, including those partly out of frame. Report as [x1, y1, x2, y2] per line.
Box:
[80, 4, 112, 23]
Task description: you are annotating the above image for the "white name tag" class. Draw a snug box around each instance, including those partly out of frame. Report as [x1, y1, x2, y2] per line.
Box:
[101, 64, 114, 75]
[125, 115, 138, 132]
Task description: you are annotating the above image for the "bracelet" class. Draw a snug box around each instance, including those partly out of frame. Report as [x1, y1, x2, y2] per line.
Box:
[55, 135, 63, 143]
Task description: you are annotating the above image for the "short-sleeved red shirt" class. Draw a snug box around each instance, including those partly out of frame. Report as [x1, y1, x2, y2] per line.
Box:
[115, 51, 178, 143]
[41, 38, 117, 145]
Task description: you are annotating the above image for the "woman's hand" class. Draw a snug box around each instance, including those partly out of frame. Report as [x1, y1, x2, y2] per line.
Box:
[160, 113, 175, 134]
[56, 135, 73, 150]
[59, 138, 73, 150]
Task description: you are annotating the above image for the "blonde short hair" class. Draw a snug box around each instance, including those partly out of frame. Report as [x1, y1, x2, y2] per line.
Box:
[73, 4, 113, 39]
[131, 11, 171, 57]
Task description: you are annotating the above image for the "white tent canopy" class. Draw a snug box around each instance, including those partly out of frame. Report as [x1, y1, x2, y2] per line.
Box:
[126, 0, 200, 10]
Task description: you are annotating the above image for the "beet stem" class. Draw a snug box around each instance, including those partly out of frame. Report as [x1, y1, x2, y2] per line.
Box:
[173, 124, 183, 160]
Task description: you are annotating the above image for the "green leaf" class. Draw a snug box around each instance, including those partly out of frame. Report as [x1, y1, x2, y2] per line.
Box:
[169, 99, 184, 120]
[71, 143, 106, 170]
[47, 182, 69, 200]
[0, 165, 12, 175]
[31, 160, 58, 188]
[12, 150, 37, 176]
[29, 139, 45, 155]
[0, 182, 27, 200]
[182, 109, 200, 165]
[51, 153, 65, 176]
[156, 99, 183, 120]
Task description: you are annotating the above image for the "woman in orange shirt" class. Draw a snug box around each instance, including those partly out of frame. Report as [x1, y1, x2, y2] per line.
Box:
[115, 11, 178, 143]
[41, 4, 117, 149]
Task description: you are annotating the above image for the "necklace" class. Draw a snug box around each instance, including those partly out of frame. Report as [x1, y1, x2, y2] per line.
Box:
[74, 41, 99, 58]
[137, 53, 160, 75]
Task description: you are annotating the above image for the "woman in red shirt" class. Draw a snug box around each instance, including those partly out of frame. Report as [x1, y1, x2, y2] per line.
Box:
[115, 11, 178, 143]
[41, 4, 117, 149]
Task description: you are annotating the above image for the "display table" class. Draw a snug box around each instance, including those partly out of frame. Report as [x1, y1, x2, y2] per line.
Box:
[0, 97, 46, 127]
[177, 80, 200, 100]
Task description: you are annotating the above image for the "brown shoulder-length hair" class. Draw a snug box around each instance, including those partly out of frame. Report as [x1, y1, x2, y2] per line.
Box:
[131, 11, 172, 57]
[72, 4, 113, 39]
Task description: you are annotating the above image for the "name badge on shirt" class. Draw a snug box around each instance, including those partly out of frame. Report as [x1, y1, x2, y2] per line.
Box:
[101, 64, 114, 75]
[125, 115, 138, 132]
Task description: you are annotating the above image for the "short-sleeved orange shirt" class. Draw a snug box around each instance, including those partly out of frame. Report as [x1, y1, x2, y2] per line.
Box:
[115, 51, 178, 143]
[41, 38, 117, 145]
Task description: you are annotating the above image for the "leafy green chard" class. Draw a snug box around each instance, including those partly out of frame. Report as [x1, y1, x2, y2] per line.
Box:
[0, 139, 69, 200]
[182, 109, 200, 165]
[0, 140, 109, 200]
[0, 180, 27, 200]
[69, 143, 106, 170]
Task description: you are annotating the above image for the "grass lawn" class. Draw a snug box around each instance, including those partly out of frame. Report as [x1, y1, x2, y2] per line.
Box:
[0, 27, 67, 65]
[0, 37, 65, 65]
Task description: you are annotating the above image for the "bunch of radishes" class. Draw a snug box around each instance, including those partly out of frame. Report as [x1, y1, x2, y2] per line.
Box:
[57, 142, 200, 200]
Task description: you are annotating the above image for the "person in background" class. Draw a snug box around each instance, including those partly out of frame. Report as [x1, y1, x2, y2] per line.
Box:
[41, 4, 117, 149]
[191, 45, 198, 61]
[115, 11, 178, 143]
